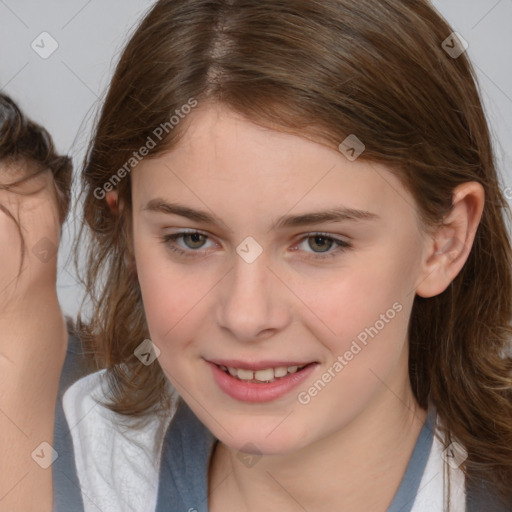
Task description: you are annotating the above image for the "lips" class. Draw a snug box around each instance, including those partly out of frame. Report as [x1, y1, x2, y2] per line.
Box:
[207, 360, 318, 402]
[219, 363, 309, 383]
[208, 359, 315, 371]
[207, 358, 316, 383]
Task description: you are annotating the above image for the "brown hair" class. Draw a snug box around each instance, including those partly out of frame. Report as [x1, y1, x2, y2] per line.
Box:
[0, 93, 72, 269]
[76, 0, 512, 501]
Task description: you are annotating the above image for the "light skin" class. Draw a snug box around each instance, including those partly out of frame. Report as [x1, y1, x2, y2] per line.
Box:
[0, 162, 67, 512]
[108, 103, 484, 511]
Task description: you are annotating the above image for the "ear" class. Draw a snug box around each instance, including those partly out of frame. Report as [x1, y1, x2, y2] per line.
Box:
[416, 181, 485, 298]
[105, 190, 119, 214]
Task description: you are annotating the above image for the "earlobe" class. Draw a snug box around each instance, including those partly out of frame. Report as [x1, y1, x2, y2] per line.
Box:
[105, 190, 119, 214]
[416, 182, 485, 298]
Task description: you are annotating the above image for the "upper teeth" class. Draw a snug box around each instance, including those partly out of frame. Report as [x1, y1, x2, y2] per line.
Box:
[220, 365, 306, 382]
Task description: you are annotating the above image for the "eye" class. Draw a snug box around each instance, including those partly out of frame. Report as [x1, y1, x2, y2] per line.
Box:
[161, 231, 215, 258]
[161, 231, 352, 261]
[294, 233, 351, 260]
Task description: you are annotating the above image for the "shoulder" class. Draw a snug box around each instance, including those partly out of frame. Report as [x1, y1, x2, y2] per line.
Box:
[54, 320, 181, 512]
[53, 318, 96, 511]
[411, 411, 512, 512]
[62, 369, 179, 512]
[405, 410, 465, 512]
[57, 317, 95, 396]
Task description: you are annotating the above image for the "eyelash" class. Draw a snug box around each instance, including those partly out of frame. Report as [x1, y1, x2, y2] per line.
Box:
[161, 230, 351, 261]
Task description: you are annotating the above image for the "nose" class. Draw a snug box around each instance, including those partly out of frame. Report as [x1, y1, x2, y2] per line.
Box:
[215, 251, 291, 342]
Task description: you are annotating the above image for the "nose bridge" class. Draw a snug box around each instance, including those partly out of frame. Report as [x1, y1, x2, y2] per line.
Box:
[216, 244, 289, 340]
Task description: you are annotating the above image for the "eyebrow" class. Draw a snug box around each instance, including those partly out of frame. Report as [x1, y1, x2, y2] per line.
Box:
[142, 198, 380, 229]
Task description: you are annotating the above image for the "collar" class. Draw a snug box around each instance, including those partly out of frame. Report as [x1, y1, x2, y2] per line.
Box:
[154, 398, 465, 512]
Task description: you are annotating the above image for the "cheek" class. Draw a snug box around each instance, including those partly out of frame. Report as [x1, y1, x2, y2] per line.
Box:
[135, 256, 185, 342]
[134, 234, 176, 335]
[292, 265, 412, 429]
[296, 244, 416, 382]
[305, 259, 408, 338]
[133, 238, 214, 352]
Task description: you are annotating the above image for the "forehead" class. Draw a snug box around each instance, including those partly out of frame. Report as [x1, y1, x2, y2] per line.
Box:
[0, 159, 27, 179]
[131, 104, 419, 229]
[0, 158, 46, 185]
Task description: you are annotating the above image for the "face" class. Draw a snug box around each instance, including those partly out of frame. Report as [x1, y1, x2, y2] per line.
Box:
[130, 104, 429, 454]
[0, 162, 61, 309]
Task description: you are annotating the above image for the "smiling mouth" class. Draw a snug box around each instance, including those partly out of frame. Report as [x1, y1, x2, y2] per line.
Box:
[216, 363, 313, 383]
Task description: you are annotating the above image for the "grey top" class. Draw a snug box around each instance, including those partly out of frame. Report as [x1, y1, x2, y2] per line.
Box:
[154, 396, 435, 512]
[154, 400, 511, 511]
[52, 322, 90, 511]
[53, 327, 511, 511]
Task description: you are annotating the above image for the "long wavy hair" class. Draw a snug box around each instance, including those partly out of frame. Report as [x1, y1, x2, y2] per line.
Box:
[75, 0, 512, 501]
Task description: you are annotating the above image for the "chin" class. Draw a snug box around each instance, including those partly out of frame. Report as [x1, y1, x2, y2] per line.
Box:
[212, 417, 311, 456]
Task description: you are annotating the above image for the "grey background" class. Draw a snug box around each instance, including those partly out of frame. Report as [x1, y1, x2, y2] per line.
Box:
[0, 0, 511, 318]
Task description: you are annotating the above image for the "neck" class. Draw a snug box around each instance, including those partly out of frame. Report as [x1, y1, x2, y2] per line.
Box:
[209, 370, 427, 512]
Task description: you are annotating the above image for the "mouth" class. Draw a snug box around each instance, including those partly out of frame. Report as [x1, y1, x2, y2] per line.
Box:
[207, 359, 319, 403]
[216, 363, 313, 383]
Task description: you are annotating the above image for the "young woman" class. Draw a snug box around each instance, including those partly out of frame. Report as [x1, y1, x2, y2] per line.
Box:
[57, 0, 512, 511]
[0, 92, 78, 511]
